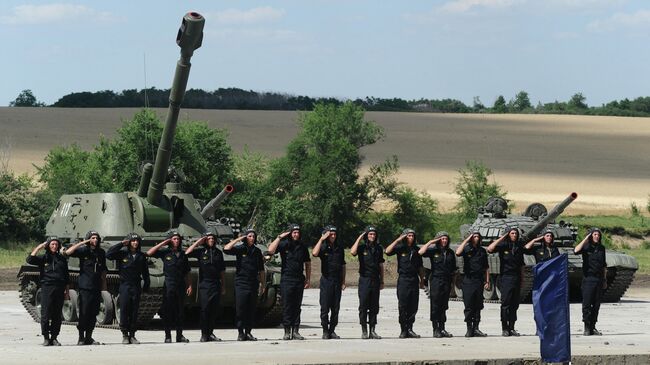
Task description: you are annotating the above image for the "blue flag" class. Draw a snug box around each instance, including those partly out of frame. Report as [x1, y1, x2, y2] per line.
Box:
[532, 253, 571, 363]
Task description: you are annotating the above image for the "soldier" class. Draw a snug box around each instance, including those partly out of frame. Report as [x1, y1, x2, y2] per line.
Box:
[350, 226, 385, 339]
[313, 225, 346, 339]
[186, 232, 226, 342]
[455, 230, 489, 337]
[27, 237, 70, 346]
[574, 228, 607, 336]
[268, 224, 311, 341]
[524, 229, 560, 264]
[386, 228, 425, 339]
[419, 231, 457, 338]
[487, 227, 526, 337]
[224, 229, 265, 341]
[147, 231, 192, 343]
[63, 230, 107, 345]
[106, 233, 150, 344]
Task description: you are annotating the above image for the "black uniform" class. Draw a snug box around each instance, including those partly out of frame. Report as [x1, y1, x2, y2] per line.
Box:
[422, 245, 456, 325]
[387, 242, 422, 333]
[576, 239, 606, 327]
[460, 243, 489, 325]
[356, 241, 385, 327]
[27, 251, 69, 341]
[150, 248, 190, 338]
[529, 244, 560, 264]
[277, 238, 310, 328]
[67, 245, 107, 339]
[224, 243, 264, 333]
[187, 246, 225, 339]
[106, 244, 150, 335]
[317, 240, 346, 334]
[493, 239, 525, 326]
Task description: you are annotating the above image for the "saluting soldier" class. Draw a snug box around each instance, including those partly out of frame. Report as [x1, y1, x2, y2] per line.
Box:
[313, 225, 346, 339]
[574, 228, 607, 336]
[488, 227, 525, 337]
[106, 233, 150, 344]
[524, 229, 560, 264]
[350, 226, 385, 339]
[455, 230, 489, 337]
[224, 229, 265, 341]
[186, 232, 226, 342]
[419, 231, 457, 338]
[27, 237, 70, 346]
[64, 230, 107, 345]
[386, 228, 425, 339]
[268, 224, 311, 341]
[147, 231, 192, 343]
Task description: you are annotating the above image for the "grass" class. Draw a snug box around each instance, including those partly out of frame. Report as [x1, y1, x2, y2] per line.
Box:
[0, 245, 31, 269]
[619, 247, 650, 275]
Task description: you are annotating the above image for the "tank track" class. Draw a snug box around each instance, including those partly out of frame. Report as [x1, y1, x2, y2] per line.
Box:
[602, 268, 635, 303]
[255, 289, 282, 327]
[18, 271, 161, 329]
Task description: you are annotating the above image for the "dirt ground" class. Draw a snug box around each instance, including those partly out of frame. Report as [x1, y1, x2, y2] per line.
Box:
[2, 108, 649, 214]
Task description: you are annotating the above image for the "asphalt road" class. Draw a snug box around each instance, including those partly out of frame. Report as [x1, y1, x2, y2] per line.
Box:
[1, 288, 649, 364]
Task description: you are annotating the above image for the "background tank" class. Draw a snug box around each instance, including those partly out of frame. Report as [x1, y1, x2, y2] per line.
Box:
[446, 192, 637, 303]
[17, 12, 282, 329]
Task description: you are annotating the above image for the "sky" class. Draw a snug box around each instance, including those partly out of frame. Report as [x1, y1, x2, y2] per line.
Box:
[2, 0, 649, 107]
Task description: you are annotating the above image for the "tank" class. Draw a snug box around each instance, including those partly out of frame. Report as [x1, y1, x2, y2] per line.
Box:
[435, 192, 637, 303]
[17, 12, 282, 329]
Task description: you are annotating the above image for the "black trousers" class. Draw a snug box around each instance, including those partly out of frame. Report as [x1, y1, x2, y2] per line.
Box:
[235, 282, 258, 331]
[40, 284, 65, 337]
[498, 274, 521, 322]
[397, 276, 419, 330]
[199, 285, 221, 337]
[319, 277, 342, 330]
[582, 276, 603, 323]
[462, 276, 484, 323]
[358, 276, 381, 326]
[78, 289, 101, 333]
[119, 283, 141, 332]
[281, 280, 304, 327]
[429, 276, 452, 323]
[162, 286, 185, 335]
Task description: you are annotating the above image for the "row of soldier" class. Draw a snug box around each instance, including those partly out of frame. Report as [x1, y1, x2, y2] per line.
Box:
[28, 224, 607, 346]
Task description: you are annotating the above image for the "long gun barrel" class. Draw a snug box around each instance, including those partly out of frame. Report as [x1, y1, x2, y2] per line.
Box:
[201, 185, 234, 219]
[523, 192, 578, 241]
[147, 12, 205, 205]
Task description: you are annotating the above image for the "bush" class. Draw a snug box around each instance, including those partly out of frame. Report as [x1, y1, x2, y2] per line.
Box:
[454, 160, 507, 218]
[0, 172, 47, 246]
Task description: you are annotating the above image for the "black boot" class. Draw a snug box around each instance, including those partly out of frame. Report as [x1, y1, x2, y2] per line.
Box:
[322, 328, 331, 339]
[200, 333, 209, 342]
[164, 331, 172, 343]
[473, 322, 487, 337]
[369, 325, 382, 339]
[237, 329, 246, 341]
[283, 326, 292, 340]
[509, 321, 520, 337]
[440, 322, 453, 338]
[292, 326, 305, 340]
[361, 324, 369, 339]
[407, 327, 421, 339]
[176, 331, 189, 343]
[399, 324, 408, 339]
[85, 330, 100, 345]
[329, 327, 340, 339]
[42, 334, 51, 346]
[78, 329, 85, 345]
[583, 322, 592, 336]
[245, 330, 257, 341]
[433, 321, 442, 338]
[465, 322, 474, 337]
[50, 337, 61, 346]
[122, 330, 130, 344]
[501, 321, 511, 337]
[129, 331, 140, 344]
[208, 333, 221, 342]
[591, 323, 602, 336]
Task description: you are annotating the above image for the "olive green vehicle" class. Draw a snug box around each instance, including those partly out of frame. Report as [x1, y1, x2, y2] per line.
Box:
[17, 12, 282, 329]
[424, 192, 638, 303]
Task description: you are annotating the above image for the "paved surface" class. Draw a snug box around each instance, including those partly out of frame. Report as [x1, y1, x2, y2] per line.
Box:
[1, 288, 649, 365]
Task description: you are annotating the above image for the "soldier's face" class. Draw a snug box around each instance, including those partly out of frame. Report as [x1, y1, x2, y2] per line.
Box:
[367, 232, 376, 242]
[171, 236, 181, 248]
[509, 230, 518, 240]
[327, 232, 336, 243]
[406, 233, 415, 245]
[129, 239, 139, 250]
[291, 230, 300, 240]
[206, 236, 216, 247]
[592, 231, 601, 243]
[245, 233, 256, 244]
[471, 234, 480, 245]
[89, 235, 99, 248]
[440, 236, 449, 246]
[48, 241, 60, 253]
[544, 233, 553, 244]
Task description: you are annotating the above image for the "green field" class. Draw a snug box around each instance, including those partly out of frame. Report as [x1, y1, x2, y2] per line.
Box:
[0, 246, 31, 269]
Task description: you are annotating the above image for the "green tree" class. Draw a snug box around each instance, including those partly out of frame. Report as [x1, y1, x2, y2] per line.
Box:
[0, 172, 49, 245]
[473, 96, 485, 112]
[568, 92, 588, 110]
[9, 89, 45, 107]
[493, 95, 507, 113]
[511, 91, 532, 112]
[454, 160, 507, 218]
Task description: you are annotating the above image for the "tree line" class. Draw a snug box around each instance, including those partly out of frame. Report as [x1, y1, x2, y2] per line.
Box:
[10, 89, 650, 117]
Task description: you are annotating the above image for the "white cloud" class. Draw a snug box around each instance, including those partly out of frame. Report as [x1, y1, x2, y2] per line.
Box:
[439, 0, 525, 14]
[587, 9, 650, 32]
[0, 3, 119, 25]
[208, 6, 285, 25]
[548, 0, 623, 8]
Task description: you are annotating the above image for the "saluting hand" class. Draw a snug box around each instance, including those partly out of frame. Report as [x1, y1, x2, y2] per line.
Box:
[278, 231, 291, 239]
[320, 232, 331, 241]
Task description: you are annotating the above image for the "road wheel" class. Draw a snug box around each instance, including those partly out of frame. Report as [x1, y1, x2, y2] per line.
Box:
[96, 291, 115, 325]
[483, 274, 497, 300]
[62, 289, 79, 322]
[454, 275, 464, 298]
